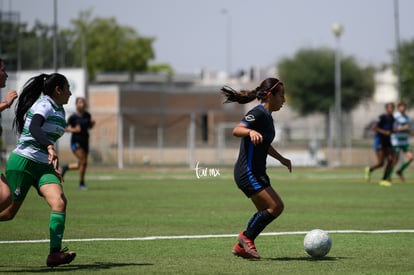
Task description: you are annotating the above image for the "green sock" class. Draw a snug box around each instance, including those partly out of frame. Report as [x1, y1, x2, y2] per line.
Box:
[383, 163, 393, 180]
[397, 161, 411, 174]
[49, 211, 66, 253]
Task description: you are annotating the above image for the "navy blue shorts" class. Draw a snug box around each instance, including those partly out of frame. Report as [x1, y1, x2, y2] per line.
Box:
[71, 142, 89, 154]
[374, 136, 391, 152]
[234, 172, 270, 198]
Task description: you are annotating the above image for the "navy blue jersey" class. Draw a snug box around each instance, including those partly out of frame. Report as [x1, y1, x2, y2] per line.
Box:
[235, 104, 275, 182]
[67, 111, 93, 145]
[375, 113, 394, 148]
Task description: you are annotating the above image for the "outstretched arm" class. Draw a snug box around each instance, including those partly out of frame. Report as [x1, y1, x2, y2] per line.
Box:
[268, 145, 292, 172]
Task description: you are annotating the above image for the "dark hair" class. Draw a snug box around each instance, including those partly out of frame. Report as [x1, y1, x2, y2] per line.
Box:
[76, 97, 86, 104]
[397, 101, 406, 108]
[14, 73, 68, 134]
[221, 77, 283, 104]
[384, 102, 395, 109]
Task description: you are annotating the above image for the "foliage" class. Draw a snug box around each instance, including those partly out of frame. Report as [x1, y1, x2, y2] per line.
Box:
[67, 10, 155, 80]
[0, 10, 157, 80]
[0, 20, 72, 70]
[147, 63, 175, 75]
[394, 38, 414, 106]
[278, 48, 375, 116]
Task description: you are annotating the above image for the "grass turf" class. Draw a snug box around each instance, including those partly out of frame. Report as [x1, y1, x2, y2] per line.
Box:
[0, 167, 413, 274]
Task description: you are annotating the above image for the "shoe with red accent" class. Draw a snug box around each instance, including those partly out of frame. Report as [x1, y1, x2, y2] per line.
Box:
[397, 171, 405, 182]
[46, 247, 76, 267]
[232, 243, 255, 259]
[237, 232, 260, 259]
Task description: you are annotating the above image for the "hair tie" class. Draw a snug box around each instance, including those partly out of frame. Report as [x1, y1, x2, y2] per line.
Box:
[267, 81, 280, 93]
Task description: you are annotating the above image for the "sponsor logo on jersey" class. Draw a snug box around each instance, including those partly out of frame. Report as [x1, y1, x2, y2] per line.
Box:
[245, 114, 255, 122]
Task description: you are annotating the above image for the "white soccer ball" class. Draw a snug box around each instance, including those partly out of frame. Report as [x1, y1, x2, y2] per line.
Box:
[304, 229, 332, 257]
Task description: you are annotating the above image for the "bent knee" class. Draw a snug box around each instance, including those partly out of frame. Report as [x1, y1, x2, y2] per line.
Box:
[268, 202, 284, 217]
[58, 194, 68, 210]
[79, 159, 88, 168]
[50, 194, 67, 212]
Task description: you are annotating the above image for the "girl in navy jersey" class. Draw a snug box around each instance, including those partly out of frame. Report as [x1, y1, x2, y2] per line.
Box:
[365, 102, 395, 186]
[61, 97, 95, 190]
[0, 73, 76, 267]
[222, 77, 292, 259]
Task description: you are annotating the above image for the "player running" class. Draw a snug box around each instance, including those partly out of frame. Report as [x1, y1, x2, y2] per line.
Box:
[391, 102, 413, 182]
[0, 57, 18, 212]
[61, 97, 95, 190]
[222, 77, 292, 259]
[0, 73, 76, 267]
[364, 103, 395, 186]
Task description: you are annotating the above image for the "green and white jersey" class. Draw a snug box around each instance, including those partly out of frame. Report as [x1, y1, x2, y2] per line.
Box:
[391, 111, 410, 147]
[13, 95, 66, 163]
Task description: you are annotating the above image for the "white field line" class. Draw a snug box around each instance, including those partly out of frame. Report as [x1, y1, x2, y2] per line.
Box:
[1, 229, 414, 244]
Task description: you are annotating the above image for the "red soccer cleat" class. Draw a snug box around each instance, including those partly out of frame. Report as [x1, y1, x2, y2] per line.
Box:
[232, 242, 256, 259]
[46, 247, 76, 267]
[237, 232, 260, 259]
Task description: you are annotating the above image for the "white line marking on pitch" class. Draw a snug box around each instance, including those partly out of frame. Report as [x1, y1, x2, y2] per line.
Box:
[1, 229, 413, 244]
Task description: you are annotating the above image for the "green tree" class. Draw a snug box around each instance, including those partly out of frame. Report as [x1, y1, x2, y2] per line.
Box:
[1, 19, 70, 70]
[278, 48, 375, 116]
[0, 19, 24, 70]
[69, 10, 155, 80]
[1, 10, 169, 78]
[395, 38, 414, 105]
[24, 21, 55, 69]
[148, 63, 174, 75]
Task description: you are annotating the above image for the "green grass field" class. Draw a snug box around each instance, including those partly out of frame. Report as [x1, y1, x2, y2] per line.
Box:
[1, 167, 414, 274]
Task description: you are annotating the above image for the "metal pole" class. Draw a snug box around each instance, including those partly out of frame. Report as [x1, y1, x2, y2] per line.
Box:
[335, 35, 342, 165]
[37, 31, 42, 69]
[332, 23, 343, 166]
[129, 126, 135, 164]
[188, 113, 196, 168]
[157, 126, 163, 165]
[328, 106, 334, 167]
[394, 0, 402, 101]
[16, 13, 21, 71]
[117, 89, 124, 169]
[221, 9, 231, 76]
[53, 0, 58, 72]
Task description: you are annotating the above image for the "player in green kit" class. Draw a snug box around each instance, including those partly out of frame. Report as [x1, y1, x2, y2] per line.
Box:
[0, 73, 76, 267]
[391, 102, 413, 182]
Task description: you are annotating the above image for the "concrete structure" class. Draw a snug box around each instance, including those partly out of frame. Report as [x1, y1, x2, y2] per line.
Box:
[1, 66, 410, 167]
[87, 73, 245, 166]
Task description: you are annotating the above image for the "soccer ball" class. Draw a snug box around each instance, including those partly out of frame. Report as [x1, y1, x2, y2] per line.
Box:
[304, 229, 332, 258]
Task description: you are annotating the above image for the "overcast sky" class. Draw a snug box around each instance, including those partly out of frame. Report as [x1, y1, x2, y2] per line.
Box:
[5, 0, 414, 74]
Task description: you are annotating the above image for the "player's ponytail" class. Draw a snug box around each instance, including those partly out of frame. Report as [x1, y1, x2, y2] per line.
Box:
[221, 86, 258, 104]
[221, 77, 283, 104]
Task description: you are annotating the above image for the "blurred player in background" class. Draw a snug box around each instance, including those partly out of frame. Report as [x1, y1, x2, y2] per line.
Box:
[364, 102, 395, 186]
[0, 57, 18, 212]
[391, 102, 413, 182]
[61, 97, 95, 190]
[222, 77, 292, 259]
[0, 73, 76, 267]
